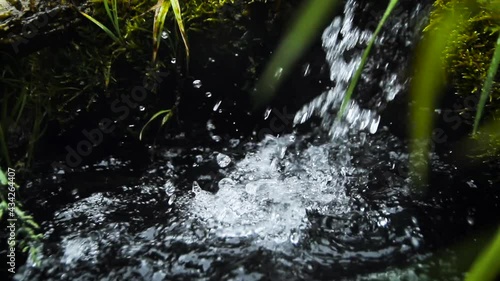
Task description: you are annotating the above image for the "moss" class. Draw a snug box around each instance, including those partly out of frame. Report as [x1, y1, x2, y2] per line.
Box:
[427, 0, 500, 118]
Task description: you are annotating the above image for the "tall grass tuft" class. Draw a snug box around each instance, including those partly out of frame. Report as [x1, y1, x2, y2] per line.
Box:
[80, 0, 122, 43]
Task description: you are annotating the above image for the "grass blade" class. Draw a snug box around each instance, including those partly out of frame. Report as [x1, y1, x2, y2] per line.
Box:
[466, 227, 500, 281]
[112, 0, 122, 38]
[103, 0, 121, 38]
[0, 167, 7, 185]
[80, 11, 120, 42]
[170, 0, 190, 61]
[473, 33, 500, 134]
[139, 109, 172, 140]
[337, 0, 399, 119]
[253, 0, 339, 108]
[409, 8, 464, 185]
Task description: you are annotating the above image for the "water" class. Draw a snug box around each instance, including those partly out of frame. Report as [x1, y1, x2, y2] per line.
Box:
[14, 1, 498, 280]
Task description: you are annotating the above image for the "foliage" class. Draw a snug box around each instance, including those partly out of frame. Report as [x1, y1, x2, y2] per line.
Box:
[427, 0, 500, 130]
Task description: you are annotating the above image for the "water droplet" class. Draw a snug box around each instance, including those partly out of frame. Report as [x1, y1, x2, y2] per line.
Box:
[193, 80, 202, 89]
[171, 57, 177, 64]
[213, 100, 222, 111]
[164, 182, 176, 196]
[466, 180, 477, 188]
[290, 231, 300, 245]
[410, 237, 420, 248]
[161, 31, 168, 39]
[206, 120, 216, 131]
[303, 63, 311, 77]
[192, 181, 202, 194]
[216, 153, 231, 168]
[168, 194, 176, 205]
[264, 108, 272, 120]
[211, 135, 222, 142]
[274, 67, 283, 79]
[467, 216, 475, 225]
[377, 217, 389, 227]
[139, 106, 146, 111]
[205, 92, 212, 97]
[369, 116, 381, 134]
[229, 139, 240, 148]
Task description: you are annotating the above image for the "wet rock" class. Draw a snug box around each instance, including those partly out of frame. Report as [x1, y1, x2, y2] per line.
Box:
[0, 0, 88, 53]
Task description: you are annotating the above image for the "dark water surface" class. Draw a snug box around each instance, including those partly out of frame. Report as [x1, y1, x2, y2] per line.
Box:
[11, 0, 500, 280]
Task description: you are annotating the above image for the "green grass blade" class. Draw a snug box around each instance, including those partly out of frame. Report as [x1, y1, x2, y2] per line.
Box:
[112, 0, 122, 38]
[170, 0, 190, 61]
[152, 0, 171, 63]
[80, 11, 120, 42]
[253, 0, 340, 108]
[466, 227, 500, 281]
[473, 32, 500, 135]
[139, 109, 172, 140]
[337, 0, 399, 119]
[103, 0, 121, 38]
[409, 8, 464, 185]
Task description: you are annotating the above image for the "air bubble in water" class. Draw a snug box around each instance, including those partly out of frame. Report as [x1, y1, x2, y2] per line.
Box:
[245, 182, 259, 195]
[205, 92, 212, 97]
[161, 31, 168, 39]
[139, 106, 145, 112]
[216, 153, 231, 168]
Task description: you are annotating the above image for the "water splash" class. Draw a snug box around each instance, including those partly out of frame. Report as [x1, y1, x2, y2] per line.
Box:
[294, 0, 416, 138]
[189, 135, 353, 248]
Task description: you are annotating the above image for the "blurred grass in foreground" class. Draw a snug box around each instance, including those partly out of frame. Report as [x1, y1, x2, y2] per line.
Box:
[253, 0, 339, 108]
